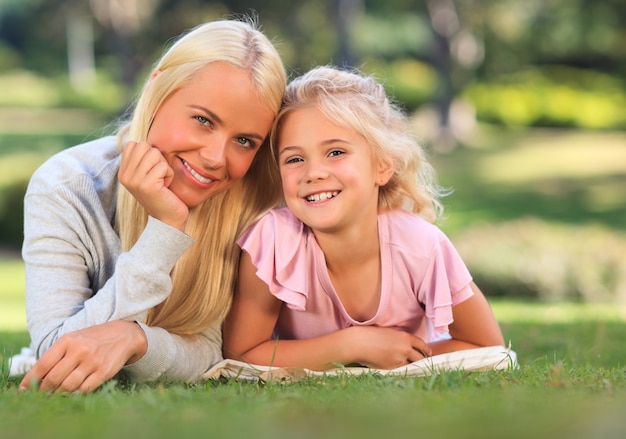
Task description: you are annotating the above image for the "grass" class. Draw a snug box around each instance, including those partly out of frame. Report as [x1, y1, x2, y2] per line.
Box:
[0, 255, 26, 331]
[2, 254, 625, 439]
[1, 328, 624, 439]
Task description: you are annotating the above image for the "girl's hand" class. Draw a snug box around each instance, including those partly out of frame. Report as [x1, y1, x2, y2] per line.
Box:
[119, 141, 189, 231]
[343, 326, 432, 369]
[19, 321, 147, 394]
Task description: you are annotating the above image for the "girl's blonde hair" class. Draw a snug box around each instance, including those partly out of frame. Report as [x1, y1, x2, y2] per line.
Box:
[270, 65, 445, 221]
[115, 18, 285, 335]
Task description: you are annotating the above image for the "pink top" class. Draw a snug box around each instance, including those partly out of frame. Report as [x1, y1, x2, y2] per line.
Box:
[238, 207, 474, 342]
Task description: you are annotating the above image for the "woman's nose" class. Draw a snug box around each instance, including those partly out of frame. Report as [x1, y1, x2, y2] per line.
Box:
[199, 138, 227, 168]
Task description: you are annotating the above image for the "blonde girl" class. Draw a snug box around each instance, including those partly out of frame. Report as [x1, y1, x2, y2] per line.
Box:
[223, 66, 504, 370]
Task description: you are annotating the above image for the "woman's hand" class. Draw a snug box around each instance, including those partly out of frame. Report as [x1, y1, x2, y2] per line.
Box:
[342, 326, 432, 369]
[119, 141, 189, 231]
[19, 321, 148, 394]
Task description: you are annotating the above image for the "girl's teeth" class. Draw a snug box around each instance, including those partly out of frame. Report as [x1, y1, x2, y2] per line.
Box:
[306, 191, 338, 202]
[183, 160, 213, 184]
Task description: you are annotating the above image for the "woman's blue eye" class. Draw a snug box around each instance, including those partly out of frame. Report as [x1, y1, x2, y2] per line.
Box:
[195, 115, 211, 125]
[237, 137, 252, 148]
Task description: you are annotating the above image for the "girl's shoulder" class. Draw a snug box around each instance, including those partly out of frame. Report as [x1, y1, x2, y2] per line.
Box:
[248, 206, 302, 232]
[238, 206, 306, 246]
[379, 209, 450, 254]
[380, 209, 441, 235]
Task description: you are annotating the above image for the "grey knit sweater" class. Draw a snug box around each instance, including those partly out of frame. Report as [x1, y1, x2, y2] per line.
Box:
[22, 136, 222, 383]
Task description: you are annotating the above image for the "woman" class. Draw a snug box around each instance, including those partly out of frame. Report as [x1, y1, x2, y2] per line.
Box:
[17, 17, 286, 393]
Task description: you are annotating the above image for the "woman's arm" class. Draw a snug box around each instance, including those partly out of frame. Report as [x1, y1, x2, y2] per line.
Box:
[22, 193, 195, 392]
[223, 252, 432, 370]
[428, 282, 505, 355]
[123, 318, 223, 382]
[20, 306, 223, 393]
[23, 192, 193, 358]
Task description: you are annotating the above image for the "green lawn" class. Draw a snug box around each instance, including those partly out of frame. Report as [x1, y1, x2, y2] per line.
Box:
[2, 254, 625, 439]
[1, 316, 625, 439]
[0, 255, 26, 331]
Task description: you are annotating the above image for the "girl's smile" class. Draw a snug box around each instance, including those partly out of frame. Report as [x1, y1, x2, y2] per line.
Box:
[277, 106, 390, 235]
[304, 190, 340, 203]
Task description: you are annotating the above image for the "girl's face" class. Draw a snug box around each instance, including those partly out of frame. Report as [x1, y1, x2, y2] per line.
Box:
[147, 62, 275, 208]
[277, 106, 393, 234]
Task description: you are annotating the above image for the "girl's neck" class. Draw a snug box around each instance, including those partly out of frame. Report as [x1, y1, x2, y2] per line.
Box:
[314, 214, 382, 322]
[313, 214, 380, 272]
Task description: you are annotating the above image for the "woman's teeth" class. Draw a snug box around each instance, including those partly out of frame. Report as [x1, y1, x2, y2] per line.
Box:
[306, 191, 338, 202]
[183, 160, 213, 184]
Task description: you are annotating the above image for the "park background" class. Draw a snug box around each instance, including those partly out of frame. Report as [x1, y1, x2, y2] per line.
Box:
[0, 1, 625, 438]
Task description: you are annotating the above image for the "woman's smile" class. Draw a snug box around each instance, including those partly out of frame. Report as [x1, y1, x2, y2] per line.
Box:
[147, 62, 275, 208]
[181, 158, 215, 185]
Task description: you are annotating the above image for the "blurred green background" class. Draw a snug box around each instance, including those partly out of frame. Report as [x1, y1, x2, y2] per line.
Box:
[1, 0, 625, 312]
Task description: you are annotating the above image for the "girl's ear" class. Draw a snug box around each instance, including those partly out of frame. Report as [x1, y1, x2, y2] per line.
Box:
[376, 157, 395, 186]
[150, 69, 162, 80]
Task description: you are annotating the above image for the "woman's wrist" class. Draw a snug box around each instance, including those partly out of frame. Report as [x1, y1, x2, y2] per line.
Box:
[127, 321, 148, 364]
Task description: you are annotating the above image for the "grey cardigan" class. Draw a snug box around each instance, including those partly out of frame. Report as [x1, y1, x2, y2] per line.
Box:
[22, 136, 222, 383]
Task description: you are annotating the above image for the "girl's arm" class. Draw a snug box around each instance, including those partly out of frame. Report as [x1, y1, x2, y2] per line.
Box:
[223, 252, 432, 370]
[428, 282, 505, 355]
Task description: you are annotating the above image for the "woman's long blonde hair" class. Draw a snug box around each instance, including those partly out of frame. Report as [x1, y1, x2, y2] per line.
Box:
[115, 18, 285, 335]
[271, 65, 446, 222]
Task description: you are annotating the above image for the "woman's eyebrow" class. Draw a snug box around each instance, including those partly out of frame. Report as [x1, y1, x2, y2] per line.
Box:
[189, 104, 265, 141]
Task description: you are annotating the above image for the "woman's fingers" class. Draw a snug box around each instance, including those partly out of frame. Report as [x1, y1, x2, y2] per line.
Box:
[19, 322, 144, 394]
[19, 342, 66, 391]
[118, 141, 188, 229]
[120, 141, 169, 189]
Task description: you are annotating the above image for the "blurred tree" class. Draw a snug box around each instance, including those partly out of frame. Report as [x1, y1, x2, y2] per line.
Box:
[0, 0, 624, 127]
[423, 0, 460, 150]
[331, 0, 362, 68]
[88, 0, 159, 99]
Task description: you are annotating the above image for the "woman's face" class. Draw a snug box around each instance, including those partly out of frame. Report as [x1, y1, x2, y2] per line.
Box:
[147, 62, 275, 208]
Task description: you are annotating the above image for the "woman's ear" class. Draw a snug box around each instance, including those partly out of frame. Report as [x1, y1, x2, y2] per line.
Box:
[376, 157, 395, 186]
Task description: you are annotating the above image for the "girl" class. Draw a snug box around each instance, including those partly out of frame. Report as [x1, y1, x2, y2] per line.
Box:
[17, 17, 286, 393]
[223, 66, 504, 371]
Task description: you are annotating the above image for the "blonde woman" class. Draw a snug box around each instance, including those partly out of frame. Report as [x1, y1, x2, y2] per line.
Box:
[17, 17, 286, 393]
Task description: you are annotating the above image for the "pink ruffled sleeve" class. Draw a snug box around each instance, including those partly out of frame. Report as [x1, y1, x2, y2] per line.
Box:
[417, 229, 474, 336]
[237, 208, 313, 311]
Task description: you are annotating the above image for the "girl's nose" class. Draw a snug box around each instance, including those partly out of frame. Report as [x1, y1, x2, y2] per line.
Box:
[304, 160, 329, 183]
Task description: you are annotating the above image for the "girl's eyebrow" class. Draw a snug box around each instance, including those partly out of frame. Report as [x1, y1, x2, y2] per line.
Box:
[321, 138, 349, 146]
[278, 138, 351, 156]
[189, 105, 265, 141]
[278, 145, 301, 158]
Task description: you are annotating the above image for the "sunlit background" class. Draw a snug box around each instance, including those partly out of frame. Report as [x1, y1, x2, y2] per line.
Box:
[1, 0, 625, 328]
